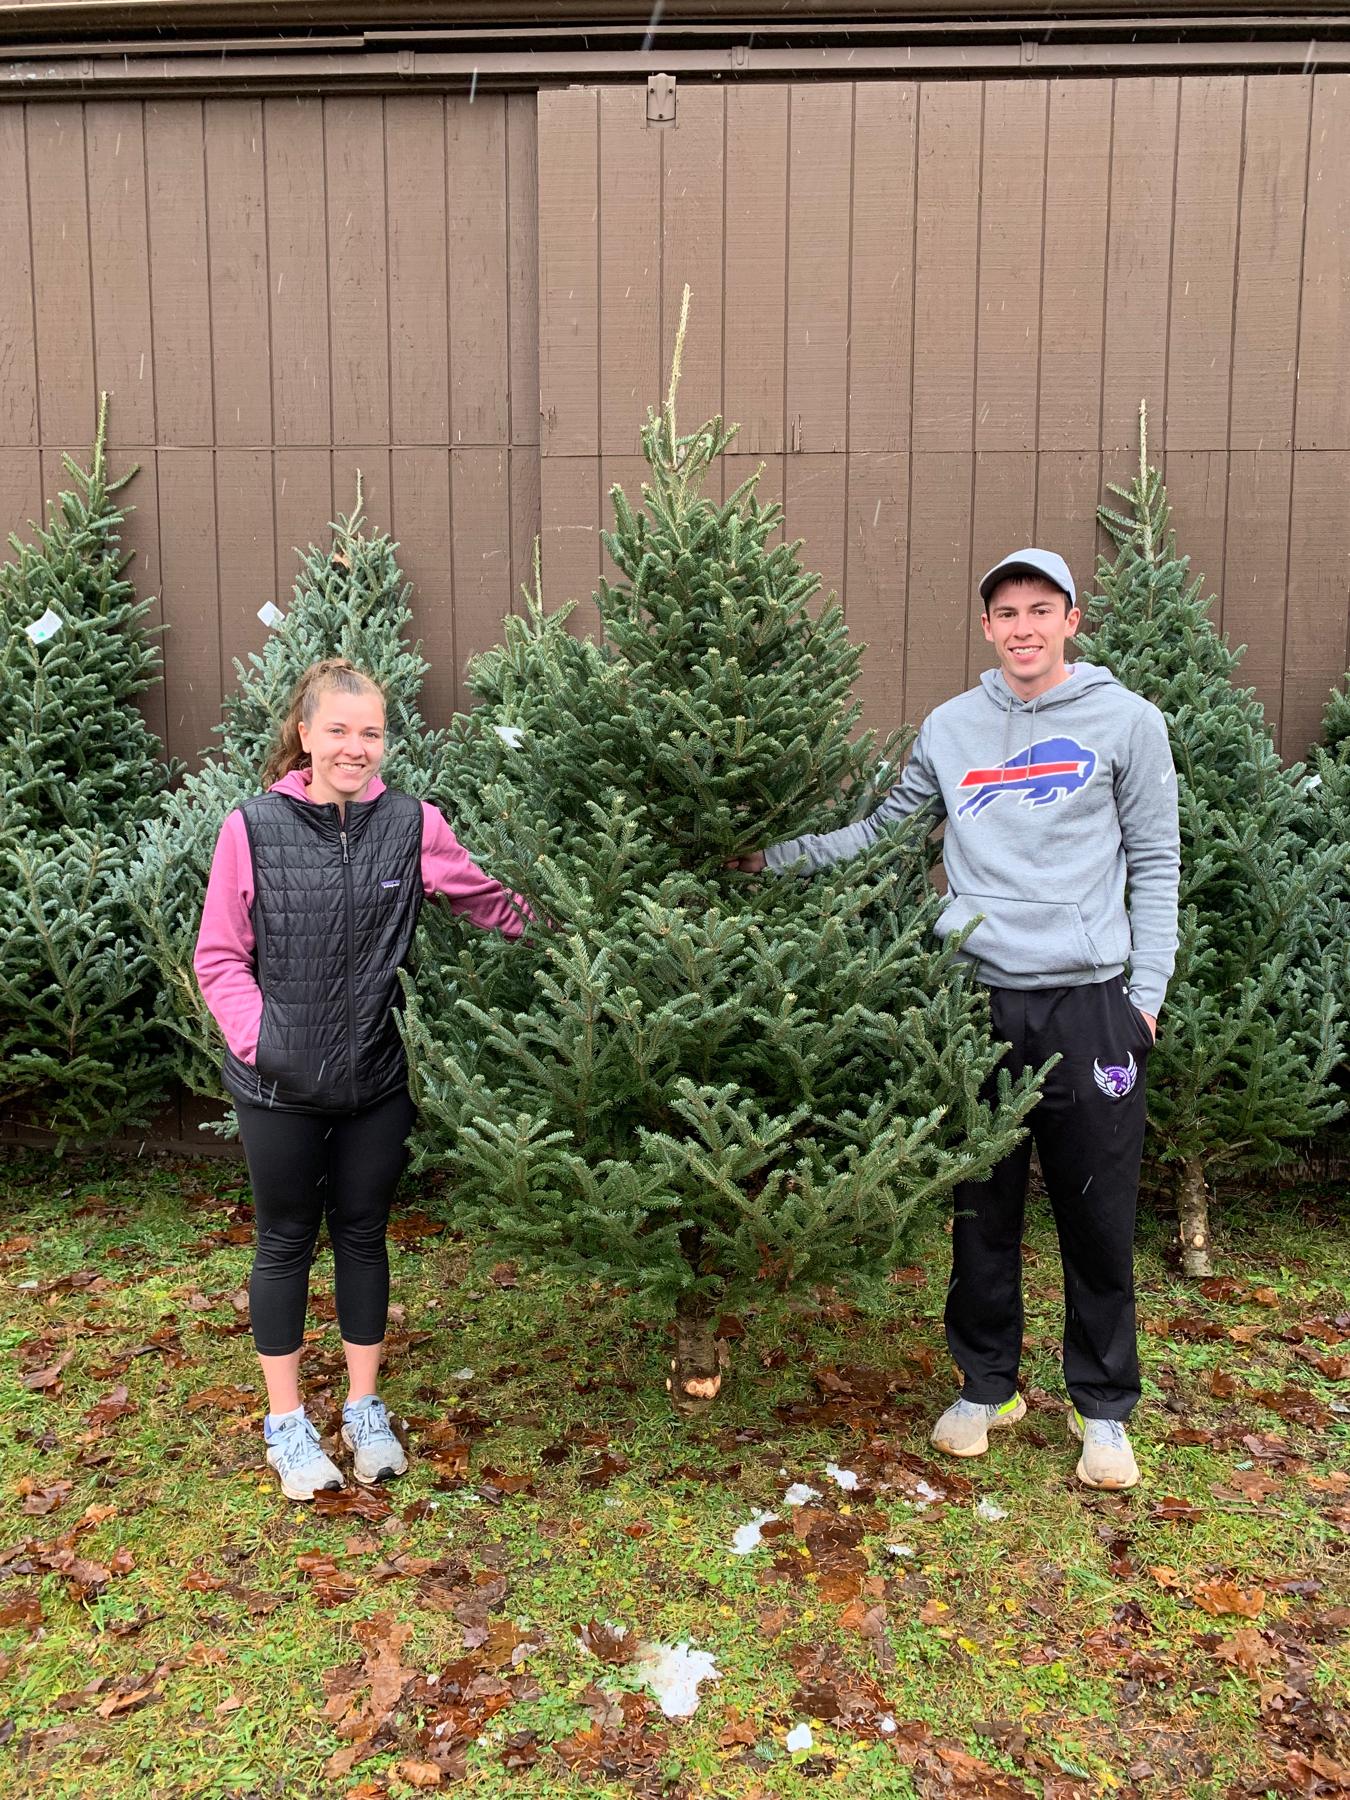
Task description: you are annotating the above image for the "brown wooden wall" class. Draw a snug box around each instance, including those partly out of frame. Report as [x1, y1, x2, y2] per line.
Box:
[0, 92, 541, 764]
[537, 76, 1350, 758]
[2, 76, 1348, 767]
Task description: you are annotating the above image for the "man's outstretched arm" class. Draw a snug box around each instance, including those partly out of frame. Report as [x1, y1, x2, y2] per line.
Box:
[736, 722, 946, 875]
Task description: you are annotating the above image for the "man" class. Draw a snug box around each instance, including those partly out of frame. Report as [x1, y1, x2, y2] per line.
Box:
[732, 548, 1179, 1489]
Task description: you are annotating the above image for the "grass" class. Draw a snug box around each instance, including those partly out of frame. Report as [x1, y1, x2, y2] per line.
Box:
[1, 1147, 1347, 1799]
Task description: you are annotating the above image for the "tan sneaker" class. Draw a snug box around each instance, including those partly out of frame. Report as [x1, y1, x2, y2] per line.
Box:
[930, 1393, 1026, 1457]
[1068, 1407, 1140, 1490]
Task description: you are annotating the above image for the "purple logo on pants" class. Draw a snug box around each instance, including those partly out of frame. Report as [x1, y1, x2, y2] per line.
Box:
[1093, 1053, 1137, 1100]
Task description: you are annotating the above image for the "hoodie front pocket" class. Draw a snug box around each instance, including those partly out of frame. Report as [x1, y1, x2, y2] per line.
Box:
[935, 891, 1101, 981]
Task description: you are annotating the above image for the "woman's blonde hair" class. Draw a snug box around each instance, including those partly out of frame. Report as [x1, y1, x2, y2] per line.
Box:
[261, 658, 386, 789]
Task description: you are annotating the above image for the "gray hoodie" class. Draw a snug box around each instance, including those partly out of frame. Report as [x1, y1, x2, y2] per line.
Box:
[765, 664, 1180, 1016]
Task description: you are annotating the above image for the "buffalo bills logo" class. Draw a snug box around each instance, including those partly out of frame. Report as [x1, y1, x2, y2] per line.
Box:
[956, 735, 1097, 819]
[1093, 1054, 1137, 1100]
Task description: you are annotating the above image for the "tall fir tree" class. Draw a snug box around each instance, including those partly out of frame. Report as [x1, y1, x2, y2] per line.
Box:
[402, 296, 1043, 1408]
[1080, 406, 1347, 1273]
[1299, 675, 1350, 1098]
[125, 486, 449, 1113]
[0, 397, 173, 1139]
[1300, 677, 1350, 912]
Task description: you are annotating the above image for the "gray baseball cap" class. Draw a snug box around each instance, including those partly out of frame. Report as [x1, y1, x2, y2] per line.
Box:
[979, 547, 1076, 608]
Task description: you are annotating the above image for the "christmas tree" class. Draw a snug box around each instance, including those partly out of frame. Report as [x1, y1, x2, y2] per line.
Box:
[1300, 676, 1350, 1097]
[1299, 677, 1350, 911]
[1080, 407, 1347, 1274]
[0, 396, 173, 1139]
[402, 295, 1043, 1409]
[125, 487, 449, 1114]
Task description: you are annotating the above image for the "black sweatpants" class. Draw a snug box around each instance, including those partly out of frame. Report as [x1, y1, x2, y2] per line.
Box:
[235, 1086, 417, 1357]
[946, 980, 1153, 1421]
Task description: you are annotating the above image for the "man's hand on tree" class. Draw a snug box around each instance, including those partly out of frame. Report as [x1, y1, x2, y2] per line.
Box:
[724, 850, 766, 874]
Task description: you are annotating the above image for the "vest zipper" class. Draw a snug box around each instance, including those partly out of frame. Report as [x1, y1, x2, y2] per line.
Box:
[340, 826, 358, 1108]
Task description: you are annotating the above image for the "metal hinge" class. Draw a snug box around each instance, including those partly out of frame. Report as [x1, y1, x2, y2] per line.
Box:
[647, 72, 676, 124]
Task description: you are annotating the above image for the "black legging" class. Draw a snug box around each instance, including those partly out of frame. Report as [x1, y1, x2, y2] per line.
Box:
[235, 1086, 417, 1357]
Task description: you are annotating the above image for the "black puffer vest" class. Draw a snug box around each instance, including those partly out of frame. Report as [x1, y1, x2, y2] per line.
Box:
[221, 788, 424, 1115]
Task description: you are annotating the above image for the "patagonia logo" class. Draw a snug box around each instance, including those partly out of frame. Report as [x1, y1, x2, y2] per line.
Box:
[1094, 1054, 1138, 1100]
[956, 735, 1097, 819]
[380, 879, 401, 890]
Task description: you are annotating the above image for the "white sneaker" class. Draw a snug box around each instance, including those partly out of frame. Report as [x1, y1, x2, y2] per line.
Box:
[930, 1393, 1026, 1457]
[1068, 1407, 1140, 1490]
[341, 1394, 409, 1484]
[265, 1412, 345, 1501]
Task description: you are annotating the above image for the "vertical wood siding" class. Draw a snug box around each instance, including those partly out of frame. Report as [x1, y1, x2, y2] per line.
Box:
[536, 76, 1350, 758]
[0, 93, 541, 766]
[2, 78, 1347, 765]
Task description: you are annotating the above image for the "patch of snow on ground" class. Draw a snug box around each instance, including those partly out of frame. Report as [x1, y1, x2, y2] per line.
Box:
[632, 1641, 720, 1719]
[730, 1511, 779, 1555]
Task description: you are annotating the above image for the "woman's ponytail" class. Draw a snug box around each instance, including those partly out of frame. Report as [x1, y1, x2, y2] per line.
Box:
[260, 658, 385, 790]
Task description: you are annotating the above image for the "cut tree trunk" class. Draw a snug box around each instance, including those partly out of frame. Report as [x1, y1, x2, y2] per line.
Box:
[1176, 1156, 1214, 1278]
[667, 1297, 727, 1418]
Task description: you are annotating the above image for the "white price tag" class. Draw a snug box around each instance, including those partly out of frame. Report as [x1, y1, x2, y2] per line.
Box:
[257, 601, 285, 629]
[24, 607, 62, 644]
[493, 724, 525, 750]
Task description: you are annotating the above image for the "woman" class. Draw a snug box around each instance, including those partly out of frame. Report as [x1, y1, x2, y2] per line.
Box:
[195, 658, 527, 1501]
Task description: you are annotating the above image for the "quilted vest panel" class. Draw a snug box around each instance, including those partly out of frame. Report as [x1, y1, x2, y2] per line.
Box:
[220, 788, 424, 1115]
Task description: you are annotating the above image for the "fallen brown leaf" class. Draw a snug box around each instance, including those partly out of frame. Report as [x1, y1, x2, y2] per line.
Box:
[578, 1452, 629, 1488]
[184, 1384, 256, 1415]
[500, 1730, 542, 1770]
[79, 1384, 135, 1440]
[312, 1486, 393, 1523]
[1213, 1470, 1284, 1504]
[21, 1350, 74, 1392]
[1226, 1323, 1265, 1344]
[392, 1760, 442, 1789]
[182, 1569, 231, 1593]
[1150, 1495, 1202, 1524]
[18, 1477, 73, 1516]
[577, 1619, 634, 1664]
[717, 1710, 757, 1747]
[1285, 1749, 1350, 1791]
[1193, 1579, 1265, 1619]
[1198, 1276, 1248, 1303]
[1213, 1627, 1278, 1677]
[96, 1683, 158, 1719]
[1254, 1387, 1333, 1430]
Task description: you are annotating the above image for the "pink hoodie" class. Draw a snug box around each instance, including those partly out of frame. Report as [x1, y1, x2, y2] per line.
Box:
[193, 767, 527, 1066]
